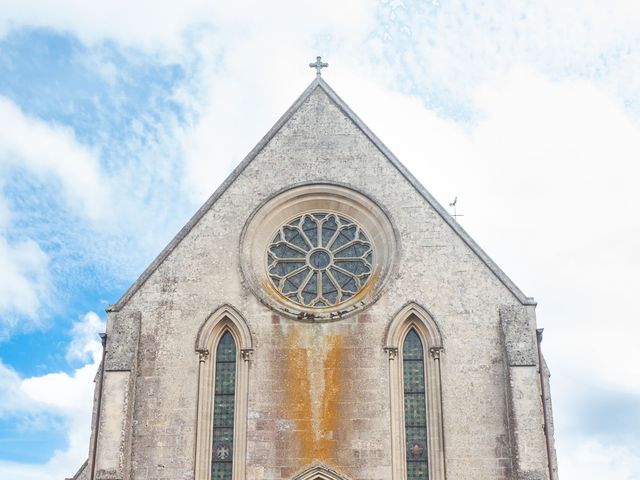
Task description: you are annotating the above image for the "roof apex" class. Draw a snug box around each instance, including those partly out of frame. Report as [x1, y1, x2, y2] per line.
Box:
[108, 76, 534, 312]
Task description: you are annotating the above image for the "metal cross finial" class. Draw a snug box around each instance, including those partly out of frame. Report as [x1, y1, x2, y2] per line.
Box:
[309, 56, 328, 76]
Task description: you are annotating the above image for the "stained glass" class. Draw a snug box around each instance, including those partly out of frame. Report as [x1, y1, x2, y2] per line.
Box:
[267, 212, 373, 308]
[211, 331, 236, 480]
[403, 329, 428, 479]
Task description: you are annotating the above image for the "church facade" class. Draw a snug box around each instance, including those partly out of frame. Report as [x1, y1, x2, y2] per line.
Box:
[69, 72, 558, 480]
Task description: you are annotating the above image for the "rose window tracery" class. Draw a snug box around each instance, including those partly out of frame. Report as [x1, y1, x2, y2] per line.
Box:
[267, 212, 373, 308]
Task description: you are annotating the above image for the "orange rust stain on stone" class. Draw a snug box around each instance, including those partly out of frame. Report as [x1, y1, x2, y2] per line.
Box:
[285, 329, 314, 463]
[318, 335, 343, 461]
[262, 278, 291, 304]
[351, 270, 379, 304]
[263, 270, 379, 312]
[285, 328, 345, 465]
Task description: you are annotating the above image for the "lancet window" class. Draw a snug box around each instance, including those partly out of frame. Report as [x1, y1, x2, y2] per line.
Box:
[385, 304, 446, 480]
[403, 329, 428, 478]
[211, 331, 236, 479]
[194, 305, 252, 480]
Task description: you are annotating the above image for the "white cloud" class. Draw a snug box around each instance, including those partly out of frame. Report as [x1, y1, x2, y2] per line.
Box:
[0, 97, 111, 222]
[0, 236, 50, 333]
[0, 97, 114, 330]
[0, 312, 104, 480]
[0, 360, 37, 417]
[0, 192, 10, 228]
[380, 0, 640, 113]
[558, 437, 640, 480]
[0, 0, 375, 53]
[175, 38, 316, 202]
[463, 68, 640, 393]
[167, 7, 377, 202]
[65, 312, 104, 364]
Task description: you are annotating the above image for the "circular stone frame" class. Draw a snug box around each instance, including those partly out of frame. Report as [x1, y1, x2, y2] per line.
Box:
[240, 184, 398, 321]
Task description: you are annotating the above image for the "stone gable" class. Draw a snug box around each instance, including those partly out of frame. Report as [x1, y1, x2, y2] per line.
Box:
[79, 78, 556, 480]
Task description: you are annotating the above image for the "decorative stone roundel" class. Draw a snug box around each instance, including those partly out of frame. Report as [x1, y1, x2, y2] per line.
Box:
[239, 184, 398, 322]
[267, 212, 373, 308]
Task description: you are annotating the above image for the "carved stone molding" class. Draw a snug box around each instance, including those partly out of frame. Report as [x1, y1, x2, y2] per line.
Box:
[384, 346, 399, 360]
[290, 463, 352, 480]
[429, 346, 444, 359]
[197, 349, 210, 363]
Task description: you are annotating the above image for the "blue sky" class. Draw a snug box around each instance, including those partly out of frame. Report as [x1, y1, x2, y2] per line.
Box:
[0, 1, 639, 478]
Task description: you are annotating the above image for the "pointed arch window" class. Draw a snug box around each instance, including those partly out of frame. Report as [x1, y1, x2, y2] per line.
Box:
[211, 331, 236, 479]
[385, 303, 446, 480]
[403, 329, 428, 479]
[195, 306, 253, 480]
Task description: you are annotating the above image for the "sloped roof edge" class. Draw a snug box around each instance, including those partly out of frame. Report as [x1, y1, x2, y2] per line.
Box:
[65, 459, 88, 480]
[315, 78, 535, 306]
[108, 76, 534, 312]
[108, 78, 324, 311]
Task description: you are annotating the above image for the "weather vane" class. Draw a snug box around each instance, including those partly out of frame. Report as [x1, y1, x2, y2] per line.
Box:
[309, 56, 328, 76]
[449, 197, 464, 221]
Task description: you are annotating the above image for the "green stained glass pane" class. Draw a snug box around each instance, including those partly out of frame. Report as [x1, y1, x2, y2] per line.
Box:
[407, 462, 429, 480]
[404, 393, 427, 426]
[217, 332, 236, 362]
[403, 329, 428, 479]
[403, 360, 426, 393]
[211, 463, 232, 480]
[214, 363, 236, 394]
[406, 426, 428, 461]
[212, 331, 236, 479]
[213, 427, 234, 448]
[403, 330, 424, 360]
[213, 395, 235, 427]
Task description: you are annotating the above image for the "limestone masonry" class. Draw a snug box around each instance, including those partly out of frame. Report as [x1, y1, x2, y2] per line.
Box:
[68, 76, 558, 480]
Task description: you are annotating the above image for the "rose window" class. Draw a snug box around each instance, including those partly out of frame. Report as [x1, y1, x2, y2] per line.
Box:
[267, 213, 373, 308]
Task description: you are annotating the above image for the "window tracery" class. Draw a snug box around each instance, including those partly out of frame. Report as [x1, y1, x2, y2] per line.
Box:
[267, 212, 373, 308]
